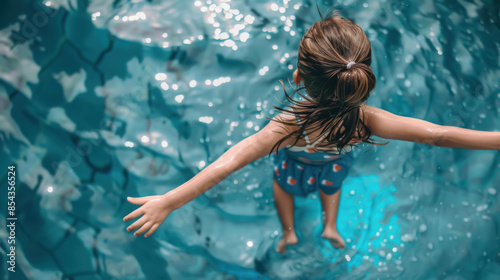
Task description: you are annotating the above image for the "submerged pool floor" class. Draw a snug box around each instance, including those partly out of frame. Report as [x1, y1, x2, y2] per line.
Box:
[1, 0, 500, 279]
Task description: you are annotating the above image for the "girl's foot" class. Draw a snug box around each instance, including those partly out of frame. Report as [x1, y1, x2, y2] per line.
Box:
[322, 228, 345, 250]
[276, 232, 298, 253]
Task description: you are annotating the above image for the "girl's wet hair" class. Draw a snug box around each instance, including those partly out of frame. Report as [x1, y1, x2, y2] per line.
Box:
[267, 10, 389, 156]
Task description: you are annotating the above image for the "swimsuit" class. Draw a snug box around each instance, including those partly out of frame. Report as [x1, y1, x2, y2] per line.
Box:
[272, 109, 358, 197]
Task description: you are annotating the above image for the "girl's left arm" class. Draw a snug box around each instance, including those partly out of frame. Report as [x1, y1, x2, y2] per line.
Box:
[362, 104, 500, 150]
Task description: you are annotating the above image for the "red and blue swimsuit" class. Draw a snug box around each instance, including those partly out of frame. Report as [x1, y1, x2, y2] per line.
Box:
[272, 110, 357, 197]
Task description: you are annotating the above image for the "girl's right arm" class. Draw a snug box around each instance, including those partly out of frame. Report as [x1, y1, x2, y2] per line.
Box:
[362, 104, 500, 150]
[123, 113, 298, 237]
[163, 113, 297, 209]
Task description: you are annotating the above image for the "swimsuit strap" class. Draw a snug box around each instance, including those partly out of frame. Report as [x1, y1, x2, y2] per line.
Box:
[291, 108, 311, 145]
[311, 133, 328, 147]
[292, 108, 332, 147]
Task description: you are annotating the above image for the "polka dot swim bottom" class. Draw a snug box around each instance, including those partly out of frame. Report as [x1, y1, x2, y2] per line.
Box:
[272, 148, 352, 197]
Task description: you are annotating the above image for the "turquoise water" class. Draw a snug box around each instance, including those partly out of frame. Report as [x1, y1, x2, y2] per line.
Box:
[1, 0, 500, 279]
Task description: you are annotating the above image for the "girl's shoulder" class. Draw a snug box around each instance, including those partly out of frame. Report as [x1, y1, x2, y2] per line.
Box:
[270, 111, 301, 135]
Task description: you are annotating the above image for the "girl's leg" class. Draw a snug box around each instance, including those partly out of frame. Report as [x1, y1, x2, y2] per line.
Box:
[273, 178, 298, 253]
[319, 188, 345, 249]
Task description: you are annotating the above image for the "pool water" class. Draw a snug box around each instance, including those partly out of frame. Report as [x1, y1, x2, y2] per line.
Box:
[1, 0, 500, 279]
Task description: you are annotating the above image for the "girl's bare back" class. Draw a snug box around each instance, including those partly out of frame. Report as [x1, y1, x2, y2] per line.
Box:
[282, 105, 368, 150]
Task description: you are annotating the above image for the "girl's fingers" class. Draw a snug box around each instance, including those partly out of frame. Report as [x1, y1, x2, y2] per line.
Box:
[123, 207, 144, 222]
[145, 224, 160, 238]
[127, 196, 149, 205]
[126, 196, 162, 205]
[134, 222, 152, 236]
[127, 216, 147, 232]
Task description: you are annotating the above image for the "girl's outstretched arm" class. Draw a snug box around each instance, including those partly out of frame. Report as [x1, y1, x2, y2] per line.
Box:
[123, 113, 297, 237]
[362, 104, 500, 150]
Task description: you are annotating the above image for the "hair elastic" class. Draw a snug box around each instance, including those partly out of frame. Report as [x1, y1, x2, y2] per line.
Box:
[346, 61, 356, 69]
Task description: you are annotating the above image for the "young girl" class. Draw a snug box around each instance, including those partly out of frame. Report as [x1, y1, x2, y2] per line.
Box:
[123, 13, 500, 254]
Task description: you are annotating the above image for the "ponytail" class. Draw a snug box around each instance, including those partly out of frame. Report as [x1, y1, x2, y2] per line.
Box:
[266, 13, 389, 157]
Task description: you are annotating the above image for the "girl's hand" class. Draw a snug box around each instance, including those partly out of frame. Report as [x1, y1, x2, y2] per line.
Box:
[123, 195, 173, 237]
